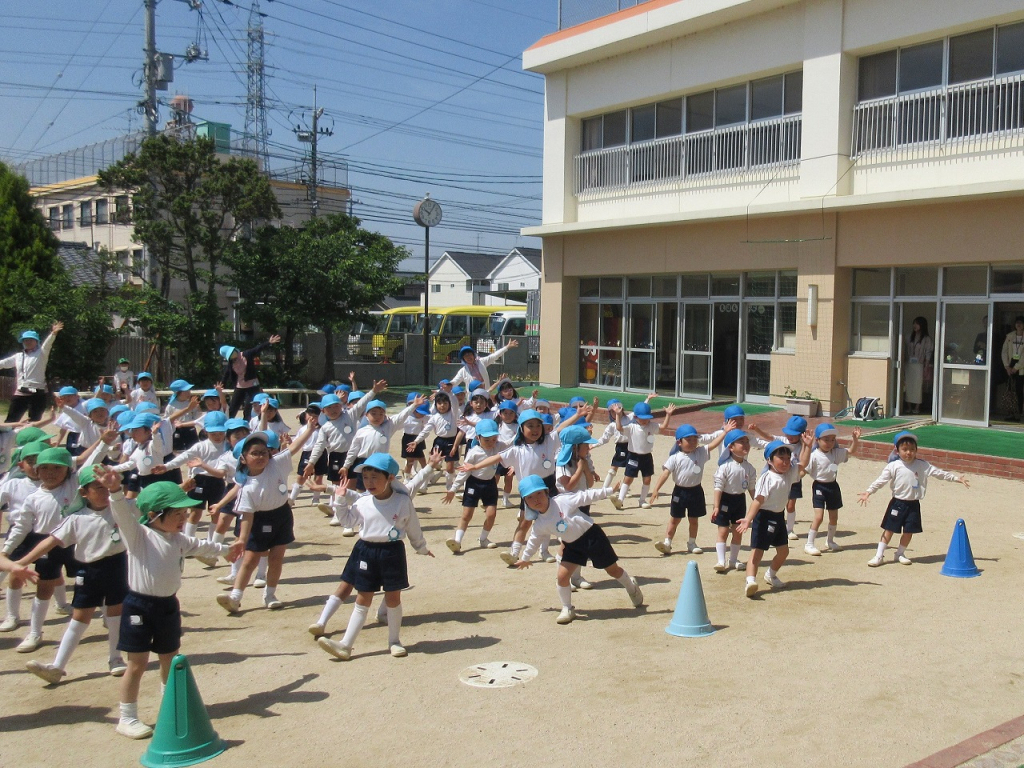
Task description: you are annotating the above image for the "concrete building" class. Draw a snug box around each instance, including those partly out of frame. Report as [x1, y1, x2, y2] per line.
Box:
[523, 0, 1024, 426]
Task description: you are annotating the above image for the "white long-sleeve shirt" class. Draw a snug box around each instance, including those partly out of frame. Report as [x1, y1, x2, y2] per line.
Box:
[343, 405, 416, 470]
[521, 487, 611, 561]
[4, 475, 80, 554]
[110, 492, 230, 597]
[806, 447, 850, 484]
[162, 438, 228, 477]
[129, 387, 160, 408]
[594, 422, 622, 448]
[663, 446, 711, 488]
[236, 451, 293, 514]
[307, 391, 375, 463]
[60, 406, 119, 458]
[50, 505, 126, 563]
[449, 344, 513, 391]
[714, 458, 756, 496]
[109, 431, 169, 478]
[350, 489, 428, 553]
[863, 459, 959, 501]
[0, 332, 57, 390]
[416, 410, 459, 442]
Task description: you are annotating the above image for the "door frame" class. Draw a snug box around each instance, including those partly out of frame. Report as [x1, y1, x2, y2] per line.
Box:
[937, 299, 991, 427]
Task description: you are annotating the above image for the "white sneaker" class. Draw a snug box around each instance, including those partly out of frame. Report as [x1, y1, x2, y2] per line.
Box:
[317, 637, 351, 660]
[744, 579, 758, 598]
[308, 623, 325, 638]
[609, 496, 624, 510]
[215, 575, 235, 586]
[576, 577, 593, 590]
[500, 552, 517, 566]
[318, 503, 334, 517]
[341, 527, 356, 537]
[195, 554, 219, 567]
[116, 718, 154, 740]
[787, 530, 798, 541]
[26, 660, 65, 684]
[654, 540, 672, 555]
[714, 562, 730, 573]
[627, 578, 644, 607]
[764, 572, 785, 589]
[896, 554, 912, 565]
[824, 541, 842, 552]
[329, 518, 342, 527]
[15, 633, 42, 653]
[445, 538, 461, 554]
[54, 604, 72, 617]
[109, 659, 127, 677]
[254, 578, 267, 589]
[868, 555, 885, 567]
[263, 596, 283, 610]
[640, 502, 652, 509]
[479, 539, 497, 549]
[0, 615, 20, 632]
[556, 606, 576, 625]
[540, 551, 556, 563]
[732, 561, 746, 571]
[390, 643, 407, 658]
[216, 594, 241, 614]
[804, 545, 822, 557]
[687, 542, 703, 555]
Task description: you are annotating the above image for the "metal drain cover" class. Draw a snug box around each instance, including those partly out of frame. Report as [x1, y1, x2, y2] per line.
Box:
[459, 661, 538, 689]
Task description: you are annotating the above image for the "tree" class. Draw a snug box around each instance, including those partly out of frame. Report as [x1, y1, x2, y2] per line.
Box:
[225, 213, 408, 382]
[98, 136, 281, 380]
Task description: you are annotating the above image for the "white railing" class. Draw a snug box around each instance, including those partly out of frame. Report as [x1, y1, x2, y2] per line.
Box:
[851, 72, 1024, 160]
[574, 114, 801, 196]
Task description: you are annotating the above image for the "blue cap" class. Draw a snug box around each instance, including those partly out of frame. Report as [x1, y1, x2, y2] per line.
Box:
[540, 414, 553, 425]
[252, 393, 269, 404]
[517, 409, 542, 426]
[19, 330, 40, 343]
[556, 425, 598, 466]
[219, 345, 237, 361]
[414, 404, 431, 416]
[764, 439, 792, 461]
[534, 399, 549, 408]
[606, 398, 622, 408]
[365, 399, 387, 412]
[675, 424, 698, 440]
[469, 379, 483, 392]
[320, 394, 342, 407]
[265, 398, 280, 409]
[360, 452, 399, 476]
[117, 411, 136, 429]
[814, 423, 838, 439]
[557, 407, 576, 422]
[137, 371, 153, 381]
[782, 415, 807, 436]
[470, 388, 490, 400]
[519, 474, 548, 499]
[204, 412, 228, 433]
[438, 379, 451, 387]
[633, 402, 653, 419]
[109, 404, 130, 419]
[85, 398, 108, 414]
[201, 389, 218, 400]
[476, 419, 499, 438]
[406, 392, 420, 403]
[168, 379, 193, 393]
[568, 396, 586, 406]
[451, 386, 465, 395]
[498, 401, 517, 412]
[126, 413, 160, 430]
[96, 384, 114, 395]
[320, 384, 337, 395]
[349, 390, 365, 401]
[458, 346, 474, 360]
[237, 431, 279, 457]
[337, 384, 352, 394]
[58, 386, 78, 397]
[724, 429, 748, 449]
[137, 402, 159, 414]
[893, 430, 917, 446]
[224, 418, 249, 432]
[723, 404, 745, 420]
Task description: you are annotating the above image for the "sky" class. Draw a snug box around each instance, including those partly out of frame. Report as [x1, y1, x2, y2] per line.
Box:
[0, 0, 561, 270]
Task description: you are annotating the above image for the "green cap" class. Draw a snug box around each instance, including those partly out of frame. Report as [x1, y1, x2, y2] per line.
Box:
[15, 440, 50, 462]
[36, 447, 73, 468]
[136, 481, 200, 520]
[15, 427, 49, 447]
[78, 464, 100, 488]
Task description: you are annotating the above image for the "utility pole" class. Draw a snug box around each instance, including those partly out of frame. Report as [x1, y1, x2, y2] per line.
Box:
[294, 86, 332, 219]
[144, 0, 158, 135]
[245, 0, 270, 170]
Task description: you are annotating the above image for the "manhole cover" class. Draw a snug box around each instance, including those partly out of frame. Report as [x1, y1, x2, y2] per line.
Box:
[459, 661, 538, 689]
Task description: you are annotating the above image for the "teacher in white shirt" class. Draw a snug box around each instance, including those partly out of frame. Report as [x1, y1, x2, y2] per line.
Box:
[1, 321, 63, 422]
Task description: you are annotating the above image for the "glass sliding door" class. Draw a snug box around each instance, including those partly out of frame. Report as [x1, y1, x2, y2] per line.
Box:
[681, 303, 712, 397]
[654, 302, 678, 395]
[627, 303, 655, 391]
[939, 302, 990, 425]
[744, 302, 775, 401]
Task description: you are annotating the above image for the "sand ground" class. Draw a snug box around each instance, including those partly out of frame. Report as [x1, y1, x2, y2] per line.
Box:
[1, 409, 1021, 768]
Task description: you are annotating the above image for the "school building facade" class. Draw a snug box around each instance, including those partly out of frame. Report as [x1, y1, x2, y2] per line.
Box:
[523, 0, 1024, 427]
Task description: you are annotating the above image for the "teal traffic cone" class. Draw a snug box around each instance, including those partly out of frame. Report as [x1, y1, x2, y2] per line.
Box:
[141, 654, 227, 768]
[666, 560, 716, 637]
[940, 518, 980, 578]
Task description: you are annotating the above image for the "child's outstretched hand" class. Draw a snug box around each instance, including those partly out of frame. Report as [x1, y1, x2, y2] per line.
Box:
[442, 491, 456, 504]
[514, 560, 532, 570]
[851, 427, 862, 440]
[225, 541, 245, 562]
[93, 465, 122, 493]
[857, 492, 871, 506]
[457, 462, 475, 474]
[664, 403, 676, 415]
[735, 518, 750, 534]
[801, 432, 814, 446]
[960, 476, 971, 489]
[372, 379, 388, 394]
[723, 418, 739, 432]
[426, 447, 445, 469]
[531, 389, 539, 398]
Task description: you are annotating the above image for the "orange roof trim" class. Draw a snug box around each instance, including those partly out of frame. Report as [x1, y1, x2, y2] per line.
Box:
[527, 0, 684, 51]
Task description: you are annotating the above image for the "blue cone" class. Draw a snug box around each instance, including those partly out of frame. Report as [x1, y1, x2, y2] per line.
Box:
[666, 560, 716, 637]
[940, 518, 980, 578]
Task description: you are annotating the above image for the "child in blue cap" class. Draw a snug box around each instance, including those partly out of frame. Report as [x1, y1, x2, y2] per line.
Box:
[412, 390, 462, 492]
[648, 421, 733, 556]
[736, 434, 813, 597]
[858, 431, 969, 566]
[163, 380, 201, 451]
[108, 413, 168, 498]
[803, 424, 861, 555]
[443, 418, 504, 552]
[128, 372, 159, 409]
[712, 429, 758, 572]
[399, 394, 430, 480]
[750, 415, 809, 542]
[555, 424, 603, 589]
[495, 400, 519, 506]
[54, 386, 86, 455]
[342, 394, 424, 500]
[613, 400, 677, 509]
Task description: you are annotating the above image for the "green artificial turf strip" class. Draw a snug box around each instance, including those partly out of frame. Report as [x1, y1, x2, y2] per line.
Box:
[836, 417, 915, 429]
[529, 386, 699, 409]
[861, 424, 1024, 459]
[704, 403, 782, 415]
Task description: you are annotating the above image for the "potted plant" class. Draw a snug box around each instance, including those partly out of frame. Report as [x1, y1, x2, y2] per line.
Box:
[782, 386, 820, 417]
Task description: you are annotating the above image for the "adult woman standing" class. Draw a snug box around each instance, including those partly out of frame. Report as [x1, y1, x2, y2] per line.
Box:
[905, 317, 933, 415]
[220, 335, 280, 420]
[1000, 316, 1024, 421]
[0, 322, 63, 422]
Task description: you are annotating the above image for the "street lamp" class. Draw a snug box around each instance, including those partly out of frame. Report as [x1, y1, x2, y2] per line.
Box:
[413, 195, 442, 385]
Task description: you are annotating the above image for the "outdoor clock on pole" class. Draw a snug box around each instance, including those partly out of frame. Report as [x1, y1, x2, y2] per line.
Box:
[413, 194, 442, 387]
[413, 196, 442, 228]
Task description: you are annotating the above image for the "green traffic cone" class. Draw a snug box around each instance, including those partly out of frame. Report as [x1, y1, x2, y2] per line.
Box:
[141, 654, 227, 768]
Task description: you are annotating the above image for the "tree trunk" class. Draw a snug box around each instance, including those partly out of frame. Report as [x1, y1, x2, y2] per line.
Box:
[323, 325, 335, 384]
[284, 325, 295, 371]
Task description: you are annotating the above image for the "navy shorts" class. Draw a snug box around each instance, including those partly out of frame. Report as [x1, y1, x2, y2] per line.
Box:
[341, 539, 409, 593]
[714, 492, 746, 527]
[432, 436, 457, 461]
[670, 484, 706, 519]
[495, 463, 510, 478]
[8, 532, 46, 563]
[789, 479, 803, 500]
[188, 474, 227, 507]
[159, 454, 182, 485]
[327, 451, 348, 483]
[35, 542, 82, 582]
[462, 475, 498, 509]
[124, 471, 141, 494]
[173, 426, 199, 452]
[66, 432, 83, 456]
[137, 473, 164, 490]
[610, 442, 629, 468]
[624, 451, 655, 479]
[298, 450, 329, 477]
[72, 552, 128, 609]
[560, 524, 618, 570]
[811, 480, 844, 510]
[750, 510, 789, 551]
[881, 498, 923, 534]
[118, 591, 181, 655]
[246, 503, 295, 552]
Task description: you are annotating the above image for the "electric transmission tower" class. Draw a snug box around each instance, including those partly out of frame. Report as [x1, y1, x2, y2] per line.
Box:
[245, 0, 270, 169]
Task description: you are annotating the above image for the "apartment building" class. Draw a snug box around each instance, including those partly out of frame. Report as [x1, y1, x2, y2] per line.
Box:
[523, 0, 1024, 426]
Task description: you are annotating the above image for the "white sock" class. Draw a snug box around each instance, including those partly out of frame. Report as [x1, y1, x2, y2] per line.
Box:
[54, 584, 68, 609]
[119, 702, 140, 723]
[746, 575, 756, 584]
[183, 522, 197, 538]
[502, 493, 511, 505]
[664, 537, 673, 549]
[229, 588, 243, 602]
[827, 524, 837, 545]
[876, 541, 887, 558]
[160, 682, 166, 697]
[454, 528, 465, 544]
[310, 492, 321, 504]
[263, 586, 276, 601]
[479, 530, 490, 544]
[807, 529, 817, 547]
[556, 585, 573, 609]
[229, 558, 241, 578]
[715, 542, 727, 563]
[510, 541, 522, 557]
[687, 538, 697, 550]
[896, 544, 906, 558]
[107, 617, 122, 663]
[289, 483, 303, 502]
[639, 483, 650, 504]
[376, 601, 388, 622]
[53, 619, 88, 670]
[340, 603, 368, 648]
[766, 567, 777, 579]
[6, 587, 22, 619]
[618, 484, 628, 501]
[317, 595, 343, 627]
[30, 597, 50, 636]
[211, 532, 226, 545]
[615, 570, 637, 594]
[729, 543, 741, 564]
[603, 470, 616, 488]
[786, 511, 796, 533]
[256, 557, 268, 581]
[387, 603, 403, 646]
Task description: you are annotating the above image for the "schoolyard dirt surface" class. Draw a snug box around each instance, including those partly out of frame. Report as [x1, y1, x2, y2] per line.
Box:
[2, 408, 1022, 768]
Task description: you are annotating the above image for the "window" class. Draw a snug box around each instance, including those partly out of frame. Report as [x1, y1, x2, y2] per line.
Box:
[603, 111, 627, 146]
[751, 76, 785, 121]
[715, 85, 747, 126]
[997, 22, 1024, 75]
[79, 201, 92, 226]
[631, 105, 656, 143]
[686, 91, 714, 133]
[114, 195, 130, 223]
[48, 207, 59, 230]
[656, 99, 682, 137]
[943, 266, 988, 296]
[62, 205, 73, 229]
[498, 282, 509, 291]
[778, 302, 797, 350]
[94, 198, 109, 225]
[131, 249, 144, 278]
[859, 50, 897, 101]
[992, 266, 1024, 294]
[949, 29, 994, 84]
[895, 267, 938, 296]
[744, 272, 776, 297]
[783, 71, 803, 115]
[852, 304, 891, 354]
[853, 268, 890, 297]
[582, 117, 603, 151]
[898, 41, 943, 93]
[431, 284, 441, 293]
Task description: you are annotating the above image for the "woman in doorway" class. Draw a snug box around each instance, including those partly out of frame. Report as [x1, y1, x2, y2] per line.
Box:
[1000, 316, 1024, 421]
[905, 317, 933, 415]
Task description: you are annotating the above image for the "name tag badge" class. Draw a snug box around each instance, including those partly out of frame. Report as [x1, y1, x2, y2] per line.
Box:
[130, 615, 143, 626]
[467, 488, 475, 495]
[767, 523, 776, 533]
[891, 508, 899, 516]
[262, 525, 273, 533]
[278, 483, 288, 493]
[647, 434, 655, 444]
[627, 459, 638, 468]
[343, 426, 352, 434]
[671, 495, 680, 504]
[721, 504, 729, 512]
[815, 489, 823, 496]
[379, 435, 387, 444]
[75, 575, 84, 585]
[542, 460, 552, 470]
[359, 560, 368, 570]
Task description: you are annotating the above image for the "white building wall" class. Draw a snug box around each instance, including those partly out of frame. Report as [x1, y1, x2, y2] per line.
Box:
[428, 258, 475, 307]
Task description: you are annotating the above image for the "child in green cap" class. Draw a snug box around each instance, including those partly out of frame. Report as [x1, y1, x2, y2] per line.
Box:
[0, 440, 48, 631]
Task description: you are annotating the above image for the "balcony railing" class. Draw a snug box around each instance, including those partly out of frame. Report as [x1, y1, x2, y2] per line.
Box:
[852, 72, 1024, 160]
[574, 114, 801, 196]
